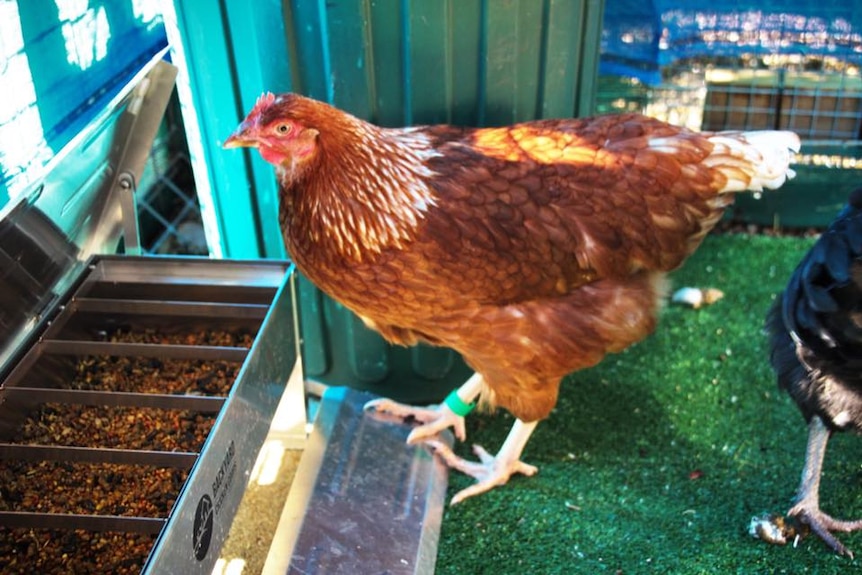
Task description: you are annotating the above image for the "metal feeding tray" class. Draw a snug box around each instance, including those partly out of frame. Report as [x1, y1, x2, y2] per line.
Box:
[0, 256, 298, 574]
[0, 55, 302, 573]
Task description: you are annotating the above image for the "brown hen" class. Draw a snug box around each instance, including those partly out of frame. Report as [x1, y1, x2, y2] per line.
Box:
[225, 93, 799, 503]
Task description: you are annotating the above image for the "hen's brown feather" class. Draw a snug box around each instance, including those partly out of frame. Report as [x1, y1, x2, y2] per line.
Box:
[234, 93, 798, 422]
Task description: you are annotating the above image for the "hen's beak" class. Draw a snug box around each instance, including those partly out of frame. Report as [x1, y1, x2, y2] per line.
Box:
[223, 125, 257, 149]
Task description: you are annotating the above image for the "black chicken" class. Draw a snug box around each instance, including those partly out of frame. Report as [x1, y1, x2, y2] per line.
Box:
[766, 188, 862, 556]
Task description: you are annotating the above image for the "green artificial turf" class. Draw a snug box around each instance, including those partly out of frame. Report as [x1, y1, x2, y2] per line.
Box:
[435, 233, 862, 574]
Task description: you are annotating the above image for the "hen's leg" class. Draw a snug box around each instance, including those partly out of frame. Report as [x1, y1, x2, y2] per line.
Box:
[789, 416, 862, 557]
[427, 419, 538, 505]
[364, 373, 484, 443]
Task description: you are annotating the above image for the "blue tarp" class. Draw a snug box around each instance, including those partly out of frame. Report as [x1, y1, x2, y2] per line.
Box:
[601, 1, 862, 84]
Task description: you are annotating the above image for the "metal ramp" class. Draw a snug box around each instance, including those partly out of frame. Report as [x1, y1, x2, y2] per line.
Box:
[263, 387, 451, 575]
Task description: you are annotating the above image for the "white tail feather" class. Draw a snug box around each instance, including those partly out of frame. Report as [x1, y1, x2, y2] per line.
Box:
[709, 130, 801, 193]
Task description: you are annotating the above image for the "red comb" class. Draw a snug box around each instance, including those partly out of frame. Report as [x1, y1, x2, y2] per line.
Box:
[249, 92, 276, 118]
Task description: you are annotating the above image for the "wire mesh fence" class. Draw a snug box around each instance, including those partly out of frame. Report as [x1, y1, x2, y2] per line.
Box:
[598, 4, 862, 227]
[700, 60, 862, 139]
[136, 92, 207, 256]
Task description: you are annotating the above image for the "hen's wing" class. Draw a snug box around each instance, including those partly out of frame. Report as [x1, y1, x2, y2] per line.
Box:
[410, 114, 794, 307]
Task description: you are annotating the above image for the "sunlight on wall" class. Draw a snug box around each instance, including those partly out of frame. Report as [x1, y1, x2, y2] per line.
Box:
[133, 0, 161, 25]
[0, 2, 50, 202]
[58, 1, 111, 70]
[0, 0, 165, 206]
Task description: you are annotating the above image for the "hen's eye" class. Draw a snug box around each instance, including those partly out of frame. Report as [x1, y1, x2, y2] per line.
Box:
[276, 123, 291, 134]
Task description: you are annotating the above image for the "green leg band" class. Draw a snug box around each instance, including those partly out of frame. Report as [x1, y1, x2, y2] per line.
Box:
[444, 389, 476, 417]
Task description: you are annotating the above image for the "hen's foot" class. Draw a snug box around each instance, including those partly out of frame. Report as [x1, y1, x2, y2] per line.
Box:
[364, 398, 467, 443]
[789, 504, 862, 557]
[364, 373, 485, 443]
[426, 440, 538, 505]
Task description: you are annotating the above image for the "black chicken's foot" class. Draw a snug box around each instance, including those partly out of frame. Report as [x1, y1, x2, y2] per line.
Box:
[789, 416, 862, 557]
[789, 506, 862, 557]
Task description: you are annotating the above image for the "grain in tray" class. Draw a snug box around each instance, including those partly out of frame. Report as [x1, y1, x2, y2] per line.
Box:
[0, 328, 250, 572]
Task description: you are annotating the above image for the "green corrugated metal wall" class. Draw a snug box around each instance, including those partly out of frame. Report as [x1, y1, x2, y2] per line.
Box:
[284, 0, 601, 126]
[170, 0, 605, 402]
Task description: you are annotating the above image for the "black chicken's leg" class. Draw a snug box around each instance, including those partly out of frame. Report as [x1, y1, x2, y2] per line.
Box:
[789, 416, 862, 557]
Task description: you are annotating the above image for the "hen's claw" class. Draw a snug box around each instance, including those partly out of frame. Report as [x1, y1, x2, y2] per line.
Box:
[363, 398, 467, 443]
[789, 505, 862, 557]
[426, 439, 538, 505]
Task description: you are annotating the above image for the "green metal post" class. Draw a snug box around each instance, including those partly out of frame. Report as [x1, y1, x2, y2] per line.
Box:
[164, 0, 292, 259]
